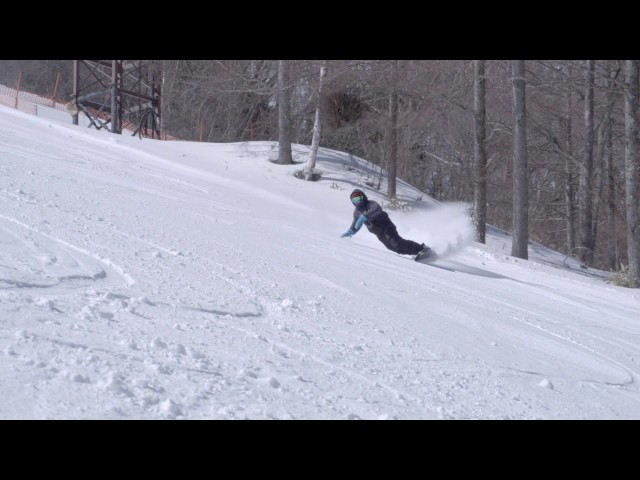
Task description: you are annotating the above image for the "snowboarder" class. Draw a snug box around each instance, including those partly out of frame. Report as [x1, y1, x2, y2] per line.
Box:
[341, 189, 432, 260]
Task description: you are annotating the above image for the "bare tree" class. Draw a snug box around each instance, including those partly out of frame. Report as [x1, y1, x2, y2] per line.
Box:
[512, 60, 529, 259]
[473, 60, 487, 243]
[157, 60, 277, 142]
[564, 63, 576, 253]
[387, 60, 399, 200]
[603, 64, 620, 270]
[304, 61, 328, 180]
[592, 61, 620, 268]
[624, 60, 640, 287]
[578, 60, 595, 264]
[276, 60, 294, 165]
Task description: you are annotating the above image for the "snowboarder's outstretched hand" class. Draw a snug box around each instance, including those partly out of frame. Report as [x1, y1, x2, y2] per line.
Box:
[341, 229, 356, 238]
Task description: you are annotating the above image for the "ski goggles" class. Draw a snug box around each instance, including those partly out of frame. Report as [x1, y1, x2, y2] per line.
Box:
[351, 195, 364, 205]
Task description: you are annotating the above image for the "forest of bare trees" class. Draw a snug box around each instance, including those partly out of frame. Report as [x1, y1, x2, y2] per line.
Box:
[1, 60, 638, 286]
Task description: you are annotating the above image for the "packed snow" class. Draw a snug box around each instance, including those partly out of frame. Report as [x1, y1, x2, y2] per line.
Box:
[1, 104, 639, 420]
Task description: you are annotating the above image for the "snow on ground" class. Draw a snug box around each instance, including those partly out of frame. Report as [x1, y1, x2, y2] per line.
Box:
[1, 104, 639, 419]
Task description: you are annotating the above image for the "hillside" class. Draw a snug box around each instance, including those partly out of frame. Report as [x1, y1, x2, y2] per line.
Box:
[1, 104, 639, 419]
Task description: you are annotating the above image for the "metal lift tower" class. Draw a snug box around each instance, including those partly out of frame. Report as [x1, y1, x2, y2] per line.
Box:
[71, 60, 161, 138]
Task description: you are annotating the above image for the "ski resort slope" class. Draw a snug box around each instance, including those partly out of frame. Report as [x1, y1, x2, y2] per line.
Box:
[1, 105, 639, 420]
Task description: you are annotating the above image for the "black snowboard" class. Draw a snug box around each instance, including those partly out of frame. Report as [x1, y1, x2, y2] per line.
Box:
[415, 247, 437, 263]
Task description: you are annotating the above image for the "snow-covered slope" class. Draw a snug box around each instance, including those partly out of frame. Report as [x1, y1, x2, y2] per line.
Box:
[1, 105, 639, 419]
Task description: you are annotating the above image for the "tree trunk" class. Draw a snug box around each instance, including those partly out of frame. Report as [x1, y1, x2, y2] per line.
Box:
[387, 60, 399, 200]
[605, 77, 617, 270]
[578, 60, 595, 263]
[593, 62, 619, 265]
[605, 102, 617, 270]
[624, 60, 640, 287]
[473, 60, 487, 243]
[276, 60, 293, 165]
[564, 64, 576, 253]
[511, 60, 529, 260]
[592, 115, 606, 251]
[304, 61, 327, 180]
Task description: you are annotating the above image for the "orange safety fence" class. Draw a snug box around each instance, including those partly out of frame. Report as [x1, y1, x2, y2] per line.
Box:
[0, 83, 179, 141]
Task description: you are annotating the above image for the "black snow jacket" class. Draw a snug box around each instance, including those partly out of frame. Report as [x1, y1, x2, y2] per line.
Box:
[350, 199, 391, 236]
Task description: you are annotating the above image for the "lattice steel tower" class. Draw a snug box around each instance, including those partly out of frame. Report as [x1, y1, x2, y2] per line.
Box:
[71, 60, 161, 138]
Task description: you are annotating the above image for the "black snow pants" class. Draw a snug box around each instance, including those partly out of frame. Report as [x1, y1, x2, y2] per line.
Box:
[375, 222, 423, 256]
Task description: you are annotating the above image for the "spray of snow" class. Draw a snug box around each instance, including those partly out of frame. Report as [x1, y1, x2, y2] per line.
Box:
[399, 202, 475, 258]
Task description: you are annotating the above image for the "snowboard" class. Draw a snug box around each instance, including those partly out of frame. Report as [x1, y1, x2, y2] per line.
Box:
[414, 247, 437, 263]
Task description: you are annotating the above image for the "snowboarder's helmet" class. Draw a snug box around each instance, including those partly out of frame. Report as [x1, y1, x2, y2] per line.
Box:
[350, 189, 366, 206]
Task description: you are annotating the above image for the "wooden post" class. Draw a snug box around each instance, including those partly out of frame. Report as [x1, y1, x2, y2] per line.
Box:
[72, 60, 79, 125]
[51, 72, 61, 106]
[14, 70, 22, 109]
[200, 120, 204, 141]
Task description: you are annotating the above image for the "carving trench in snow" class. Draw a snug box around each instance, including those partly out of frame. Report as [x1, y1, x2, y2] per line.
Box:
[0, 215, 132, 292]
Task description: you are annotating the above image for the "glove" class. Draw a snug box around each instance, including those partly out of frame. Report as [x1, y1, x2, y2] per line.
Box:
[341, 229, 356, 238]
[354, 214, 368, 230]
